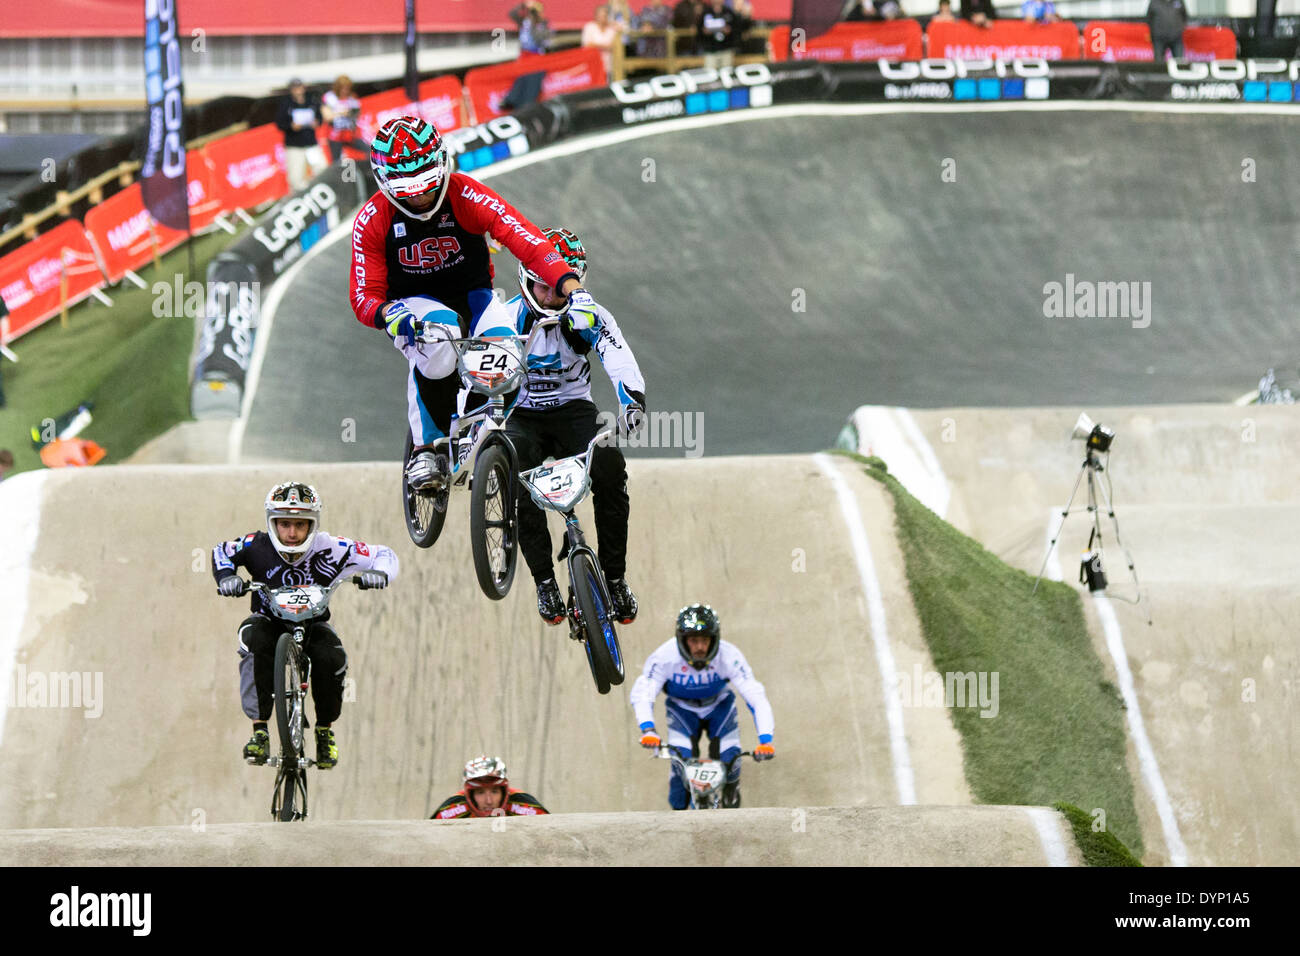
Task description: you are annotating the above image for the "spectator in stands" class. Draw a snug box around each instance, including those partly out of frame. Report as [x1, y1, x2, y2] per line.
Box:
[511, 2, 552, 55]
[634, 1, 675, 58]
[674, 1, 705, 55]
[732, 0, 756, 48]
[698, 0, 737, 68]
[961, 0, 997, 28]
[1146, 0, 1187, 60]
[609, 0, 634, 29]
[583, 5, 628, 76]
[932, 0, 957, 22]
[0, 449, 13, 481]
[321, 75, 363, 165]
[275, 78, 328, 192]
[1021, 0, 1061, 22]
[847, 0, 904, 20]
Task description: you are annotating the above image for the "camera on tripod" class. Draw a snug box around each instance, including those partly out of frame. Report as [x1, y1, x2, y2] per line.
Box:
[1072, 413, 1115, 455]
[1035, 413, 1147, 620]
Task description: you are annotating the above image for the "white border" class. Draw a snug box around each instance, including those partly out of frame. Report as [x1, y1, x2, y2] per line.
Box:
[814, 452, 916, 805]
[0, 471, 50, 747]
[1093, 592, 1188, 866]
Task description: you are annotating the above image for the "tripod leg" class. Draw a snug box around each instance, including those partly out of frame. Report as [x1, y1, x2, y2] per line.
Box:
[1093, 468, 1149, 620]
[1033, 460, 1090, 594]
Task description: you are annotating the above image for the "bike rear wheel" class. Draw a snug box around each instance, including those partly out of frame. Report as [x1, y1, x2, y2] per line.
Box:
[402, 429, 448, 549]
[273, 634, 305, 821]
[571, 552, 624, 692]
[469, 442, 518, 600]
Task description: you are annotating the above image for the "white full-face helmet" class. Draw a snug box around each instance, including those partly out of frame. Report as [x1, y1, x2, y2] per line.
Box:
[264, 481, 321, 562]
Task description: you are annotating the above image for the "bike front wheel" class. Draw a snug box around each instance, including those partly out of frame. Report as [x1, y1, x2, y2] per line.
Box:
[272, 633, 307, 821]
[571, 552, 625, 692]
[402, 428, 448, 549]
[469, 442, 518, 600]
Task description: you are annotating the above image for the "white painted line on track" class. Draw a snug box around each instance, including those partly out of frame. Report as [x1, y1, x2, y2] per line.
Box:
[814, 452, 916, 805]
[848, 406, 949, 519]
[0, 470, 49, 747]
[1024, 806, 1073, 867]
[1093, 592, 1188, 866]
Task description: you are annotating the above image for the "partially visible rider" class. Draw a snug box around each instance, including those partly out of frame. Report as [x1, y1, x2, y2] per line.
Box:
[483, 226, 646, 625]
[349, 115, 599, 492]
[430, 755, 550, 819]
[211, 481, 398, 770]
[630, 605, 775, 809]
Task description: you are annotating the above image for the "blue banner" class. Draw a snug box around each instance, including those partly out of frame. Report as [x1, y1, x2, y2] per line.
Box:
[141, 0, 190, 233]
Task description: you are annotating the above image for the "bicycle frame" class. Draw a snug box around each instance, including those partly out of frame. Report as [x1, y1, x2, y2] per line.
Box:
[417, 317, 560, 487]
[654, 745, 755, 810]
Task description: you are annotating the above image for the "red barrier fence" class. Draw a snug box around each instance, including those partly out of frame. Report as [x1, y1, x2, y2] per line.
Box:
[1083, 21, 1154, 61]
[926, 20, 1082, 61]
[83, 183, 188, 284]
[465, 47, 606, 123]
[0, 220, 107, 344]
[1184, 26, 1238, 61]
[769, 21, 924, 62]
[204, 124, 289, 214]
[356, 75, 467, 141]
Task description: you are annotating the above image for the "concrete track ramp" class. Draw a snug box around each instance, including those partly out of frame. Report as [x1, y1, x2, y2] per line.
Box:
[0, 456, 973, 852]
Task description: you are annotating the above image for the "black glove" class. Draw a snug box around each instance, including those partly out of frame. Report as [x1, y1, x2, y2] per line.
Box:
[357, 570, 389, 590]
[218, 575, 247, 598]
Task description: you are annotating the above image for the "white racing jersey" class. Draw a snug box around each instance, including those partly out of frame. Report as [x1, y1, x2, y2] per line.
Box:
[490, 293, 646, 412]
[630, 638, 775, 739]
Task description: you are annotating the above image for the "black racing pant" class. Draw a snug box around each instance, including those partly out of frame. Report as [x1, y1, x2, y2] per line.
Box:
[506, 400, 630, 584]
[237, 615, 348, 726]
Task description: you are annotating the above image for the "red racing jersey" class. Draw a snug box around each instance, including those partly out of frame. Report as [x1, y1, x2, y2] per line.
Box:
[430, 788, 549, 820]
[350, 172, 578, 329]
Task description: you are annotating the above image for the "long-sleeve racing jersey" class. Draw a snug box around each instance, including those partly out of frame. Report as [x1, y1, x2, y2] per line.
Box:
[630, 639, 775, 741]
[211, 531, 399, 620]
[492, 293, 646, 413]
[349, 172, 578, 330]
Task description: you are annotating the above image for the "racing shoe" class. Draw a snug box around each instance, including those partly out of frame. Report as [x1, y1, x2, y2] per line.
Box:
[407, 448, 450, 492]
[608, 578, 638, 624]
[537, 578, 566, 625]
[315, 727, 338, 769]
[722, 782, 741, 809]
[243, 729, 270, 765]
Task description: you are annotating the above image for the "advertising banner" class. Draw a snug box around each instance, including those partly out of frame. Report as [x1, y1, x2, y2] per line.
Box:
[0, 221, 107, 344]
[203, 123, 289, 214]
[769, 21, 924, 62]
[926, 20, 1082, 61]
[140, 0, 190, 234]
[190, 163, 365, 416]
[1083, 22, 1154, 61]
[356, 76, 467, 142]
[84, 183, 188, 283]
[464, 48, 606, 123]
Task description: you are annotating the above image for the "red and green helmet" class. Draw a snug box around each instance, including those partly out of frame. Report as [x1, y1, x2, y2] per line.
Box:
[519, 227, 588, 317]
[369, 115, 451, 221]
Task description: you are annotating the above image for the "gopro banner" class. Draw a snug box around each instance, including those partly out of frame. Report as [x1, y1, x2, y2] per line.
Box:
[141, 0, 191, 234]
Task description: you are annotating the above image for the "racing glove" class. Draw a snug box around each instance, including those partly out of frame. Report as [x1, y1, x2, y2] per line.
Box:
[217, 575, 247, 598]
[639, 726, 662, 750]
[383, 301, 418, 344]
[357, 570, 389, 590]
[566, 289, 599, 330]
[754, 741, 775, 761]
[619, 389, 647, 439]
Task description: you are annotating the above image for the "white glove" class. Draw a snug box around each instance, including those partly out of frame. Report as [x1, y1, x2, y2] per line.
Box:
[566, 289, 598, 329]
[620, 404, 646, 438]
